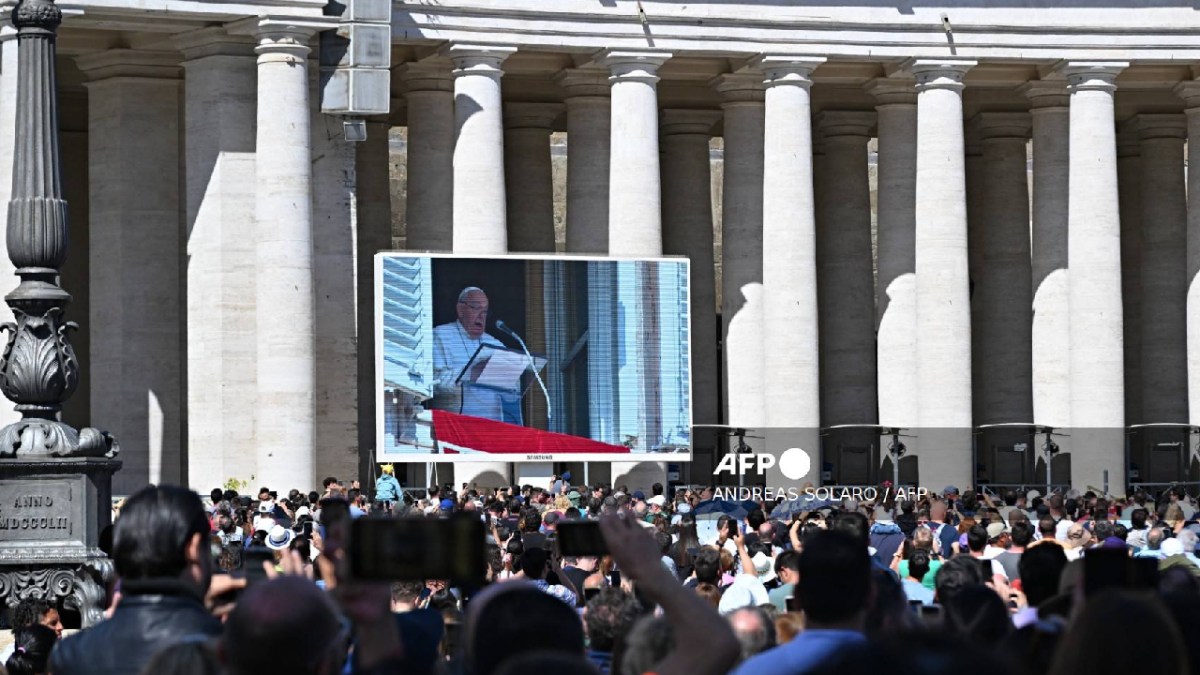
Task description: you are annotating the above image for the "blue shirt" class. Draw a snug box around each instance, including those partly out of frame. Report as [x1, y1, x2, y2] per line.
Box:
[732, 629, 867, 675]
[903, 579, 935, 606]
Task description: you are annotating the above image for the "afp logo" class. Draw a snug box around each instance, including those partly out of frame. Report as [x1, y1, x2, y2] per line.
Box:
[713, 447, 811, 481]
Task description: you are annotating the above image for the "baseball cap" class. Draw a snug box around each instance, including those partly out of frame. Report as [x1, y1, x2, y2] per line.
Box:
[943, 486, 959, 496]
[1026, 489, 1042, 500]
[677, 502, 692, 514]
[561, 471, 572, 482]
[647, 495, 667, 508]
[986, 522, 1008, 539]
[632, 491, 646, 501]
[439, 498, 455, 511]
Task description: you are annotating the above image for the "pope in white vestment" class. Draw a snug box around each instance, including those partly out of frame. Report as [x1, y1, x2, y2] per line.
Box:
[431, 287, 523, 424]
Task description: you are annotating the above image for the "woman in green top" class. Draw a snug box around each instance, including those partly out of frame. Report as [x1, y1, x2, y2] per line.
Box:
[891, 525, 943, 590]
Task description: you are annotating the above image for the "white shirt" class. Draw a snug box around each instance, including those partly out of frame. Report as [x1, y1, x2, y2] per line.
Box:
[432, 321, 517, 423]
[1055, 518, 1074, 542]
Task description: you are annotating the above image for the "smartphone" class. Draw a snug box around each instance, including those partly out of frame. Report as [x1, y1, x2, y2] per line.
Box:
[919, 604, 943, 622]
[584, 587, 602, 603]
[1085, 547, 1158, 596]
[244, 546, 274, 586]
[979, 558, 993, 581]
[557, 521, 608, 557]
[349, 514, 486, 583]
[301, 521, 314, 538]
[609, 570, 621, 587]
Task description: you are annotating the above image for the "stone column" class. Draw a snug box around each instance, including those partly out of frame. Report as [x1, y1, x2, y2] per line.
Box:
[1135, 114, 1188, 424]
[598, 51, 671, 491]
[1178, 82, 1200, 428]
[504, 102, 562, 253]
[401, 61, 454, 251]
[975, 113, 1033, 425]
[1022, 82, 1071, 430]
[446, 44, 515, 255]
[601, 51, 670, 256]
[869, 78, 918, 431]
[660, 109, 720, 474]
[0, 23, 20, 430]
[356, 121, 394, 485]
[965, 124, 985, 426]
[253, 26, 318, 492]
[557, 69, 610, 254]
[760, 56, 824, 486]
[1117, 124, 1143, 426]
[911, 59, 975, 489]
[1064, 62, 1128, 489]
[178, 30, 259, 491]
[712, 73, 766, 432]
[78, 50, 183, 493]
[816, 111, 877, 427]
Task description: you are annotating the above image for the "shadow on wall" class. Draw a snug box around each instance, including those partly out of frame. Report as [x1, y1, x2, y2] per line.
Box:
[611, 461, 666, 494]
[470, 470, 509, 491]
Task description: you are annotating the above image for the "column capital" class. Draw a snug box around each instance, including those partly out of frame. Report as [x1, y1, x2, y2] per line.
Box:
[1058, 62, 1127, 92]
[399, 59, 454, 93]
[1018, 79, 1069, 109]
[1173, 79, 1200, 110]
[597, 50, 671, 83]
[756, 55, 825, 87]
[907, 59, 976, 92]
[865, 77, 916, 106]
[974, 111, 1032, 141]
[442, 43, 517, 77]
[710, 72, 765, 104]
[659, 108, 720, 136]
[174, 26, 256, 61]
[503, 101, 564, 129]
[75, 49, 182, 81]
[1133, 113, 1187, 141]
[555, 67, 610, 98]
[817, 110, 875, 138]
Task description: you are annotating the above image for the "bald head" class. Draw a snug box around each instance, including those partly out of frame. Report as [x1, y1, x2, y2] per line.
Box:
[727, 607, 775, 661]
[222, 577, 344, 675]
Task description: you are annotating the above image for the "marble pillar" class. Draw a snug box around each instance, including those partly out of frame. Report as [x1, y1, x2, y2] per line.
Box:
[444, 44, 516, 487]
[179, 31, 259, 492]
[760, 56, 824, 486]
[1178, 82, 1200, 428]
[401, 61, 454, 251]
[1063, 62, 1128, 489]
[975, 113, 1033, 425]
[602, 51, 671, 257]
[911, 59, 975, 490]
[446, 44, 516, 255]
[557, 69, 611, 254]
[356, 121, 394, 485]
[504, 102, 562, 253]
[712, 73, 766, 432]
[660, 109, 721, 474]
[1117, 124, 1143, 427]
[310, 58, 360, 485]
[869, 78, 918, 432]
[1023, 82, 1071, 431]
[816, 111, 877, 427]
[78, 50, 183, 493]
[253, 27, 318, 491]
[598, 51, 671, 491]
[1135, 114, 1188, 424]
[965, 125, 985, 427]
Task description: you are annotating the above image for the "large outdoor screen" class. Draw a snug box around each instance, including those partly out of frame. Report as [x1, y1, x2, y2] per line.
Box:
[376, 254, 692, 462]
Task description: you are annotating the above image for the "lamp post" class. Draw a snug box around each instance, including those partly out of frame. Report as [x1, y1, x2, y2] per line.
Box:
[0, 0, 120, 627]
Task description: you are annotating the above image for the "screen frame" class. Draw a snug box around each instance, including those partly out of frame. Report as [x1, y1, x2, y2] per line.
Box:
[374, 252, 694, 464]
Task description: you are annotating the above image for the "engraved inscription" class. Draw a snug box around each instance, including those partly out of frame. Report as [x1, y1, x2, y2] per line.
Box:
[0, 481, 74, 540]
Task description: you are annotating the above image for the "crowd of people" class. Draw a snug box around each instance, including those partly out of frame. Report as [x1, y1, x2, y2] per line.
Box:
[6, 471, 1200, 675]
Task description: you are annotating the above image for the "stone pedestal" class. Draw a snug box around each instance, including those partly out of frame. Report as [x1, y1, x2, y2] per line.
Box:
[0, 458, 121, 627]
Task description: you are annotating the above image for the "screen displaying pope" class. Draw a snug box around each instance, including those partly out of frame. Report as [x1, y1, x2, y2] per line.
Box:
[431, 286, 523, 424]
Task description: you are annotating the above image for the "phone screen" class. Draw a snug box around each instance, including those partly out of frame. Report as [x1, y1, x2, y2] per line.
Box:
[1085, 547, 1158, 596]
[349, 515, 486, 583]
[557, 521, 608, 557]
[244, 546, 274, 586]
[609, 570, 621, 587]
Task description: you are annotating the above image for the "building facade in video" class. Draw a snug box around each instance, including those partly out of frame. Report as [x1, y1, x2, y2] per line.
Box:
[377, 254, 692, 462]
